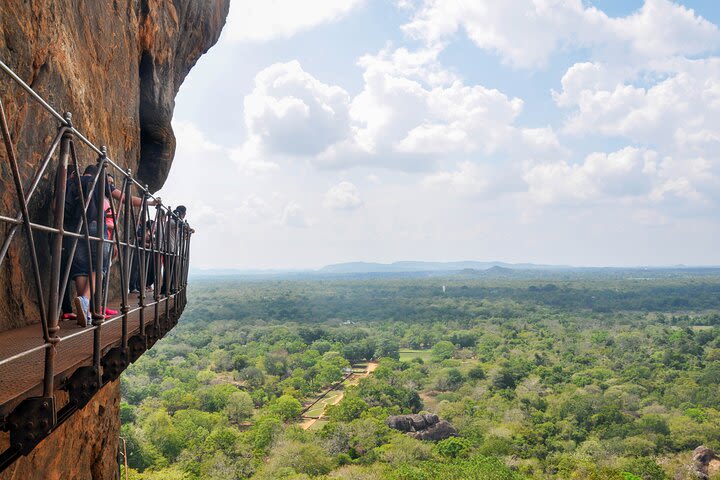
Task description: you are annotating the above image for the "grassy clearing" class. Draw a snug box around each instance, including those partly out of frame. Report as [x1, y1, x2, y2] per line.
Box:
[304, 402, 326, 418]
[308, 419, 329, 431]
[399, 349, 433, 363]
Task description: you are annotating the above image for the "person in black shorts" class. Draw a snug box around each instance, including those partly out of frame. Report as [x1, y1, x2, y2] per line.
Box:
[67, 164, 159, 326]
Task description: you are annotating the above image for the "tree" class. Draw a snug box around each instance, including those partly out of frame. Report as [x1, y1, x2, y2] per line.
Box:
[258, 440, 334, 478]
[263, 350, 290, 376]
[239, 366, 265, 388]
[468, 364, 486, 380]
[232, 353, 248, 371]
[377, 434, 432, 465]
[198, 384, 238, 412]
[436, 368, 464, 391]
[142, 409, 184, 461]
[403, 325, 439, 349]
[621, 457, 668, 480]
[328, 395, 369, 422]
[356, 377, 422, 412]
[121, 424, 165, 472]
[436, 437, 471, 458]
[312, 339, 334, 355]
[343, 342, 368, 364]
[225, 391, 253, 424]
[268, 394, 302, 421]
[432, 341, 456, 361]
[249, 415, 283, 453]
[449, 331, 477, 348]
[375, 336, 400, 360]
[491, 368, 518, 390]
[120, 402, 137, 424]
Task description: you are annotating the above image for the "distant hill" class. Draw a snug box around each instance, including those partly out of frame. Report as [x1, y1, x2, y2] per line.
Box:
[456, 265, 516, 276]
[191, 263, 720, 279]
[319, 261, 559, 274]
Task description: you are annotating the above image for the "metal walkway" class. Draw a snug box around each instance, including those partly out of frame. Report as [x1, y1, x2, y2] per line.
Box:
[0, 295, 176, 411]
[0, 58, 193, 470]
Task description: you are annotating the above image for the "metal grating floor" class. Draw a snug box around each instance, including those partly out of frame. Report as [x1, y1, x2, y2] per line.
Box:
[0, 295, 175, 412]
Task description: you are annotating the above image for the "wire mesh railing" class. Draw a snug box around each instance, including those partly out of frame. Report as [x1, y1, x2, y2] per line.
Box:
[0, 58, 193, 469]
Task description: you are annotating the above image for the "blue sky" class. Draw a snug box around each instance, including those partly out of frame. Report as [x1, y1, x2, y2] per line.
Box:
[160, 0, 720, 269]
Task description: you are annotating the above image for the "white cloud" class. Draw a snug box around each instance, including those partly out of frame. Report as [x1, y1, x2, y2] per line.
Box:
[402, 0, 720, 69]
[522, 146, 719, 207]
[396, 0, 720, 211]
[173, 121, 224, 155]
[319, 47, 549, 169]
[523, 147, 659, 204]
[422, 161, 490, 197]
[167, 0, 720, 269]
[225, 0, 365, 43]
[235, 61, 351, 167]
[356, 46, 459, 87]
[552, 59, 720, 210]
[229, 138, 280, 174]
[557, 58, 720, 153]
[402, 0, 587, 68]
[650, 156, 718, 203]
[188, 203, 223, 227]
[170, 120, 279, 177]
[235, 196, 273, 223]
[395, 0, 418, 11]
[324, 181, 364, 209]
[239, 49, 559, 172]
[607, 0, 720, 60]
[281, 201, 308, 228]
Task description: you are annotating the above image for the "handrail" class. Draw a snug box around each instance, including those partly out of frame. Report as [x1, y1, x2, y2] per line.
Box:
[0, 57, 194, 467]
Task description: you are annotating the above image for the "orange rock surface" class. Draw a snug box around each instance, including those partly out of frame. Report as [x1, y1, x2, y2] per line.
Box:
[0, 0, 229, 331]
[0, 381, 120, 480]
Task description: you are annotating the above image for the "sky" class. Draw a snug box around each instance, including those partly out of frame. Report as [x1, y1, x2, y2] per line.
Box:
[157, 0, 720, 270]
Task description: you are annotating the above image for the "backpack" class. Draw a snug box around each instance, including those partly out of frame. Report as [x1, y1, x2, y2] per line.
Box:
[64, 177, 82, 230]
[64, 175, 101, 229]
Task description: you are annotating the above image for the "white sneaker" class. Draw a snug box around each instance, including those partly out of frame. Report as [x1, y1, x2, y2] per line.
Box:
[74, 296, 87, 327]
[82, 297, 91, 326]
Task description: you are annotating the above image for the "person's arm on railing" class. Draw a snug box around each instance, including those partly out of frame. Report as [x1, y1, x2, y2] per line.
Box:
[110, 187, 160, 208]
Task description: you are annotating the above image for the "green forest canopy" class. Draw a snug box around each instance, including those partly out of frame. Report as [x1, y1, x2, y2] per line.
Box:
[121, 274, 720, 479]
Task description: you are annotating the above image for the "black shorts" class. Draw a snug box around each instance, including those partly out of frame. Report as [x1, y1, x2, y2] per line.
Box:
[70, 221, 110, 279]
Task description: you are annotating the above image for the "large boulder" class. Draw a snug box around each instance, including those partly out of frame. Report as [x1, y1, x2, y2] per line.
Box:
[692, 446, 720, 479]
[386, 413, 457, 441]
[411, 420, 458, 441]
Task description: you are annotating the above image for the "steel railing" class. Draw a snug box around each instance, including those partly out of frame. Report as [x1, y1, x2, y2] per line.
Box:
[0, 58, 193, 468]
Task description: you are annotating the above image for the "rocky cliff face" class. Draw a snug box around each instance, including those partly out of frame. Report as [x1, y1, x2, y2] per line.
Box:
[0, 381, 121, 480]
[0, 0, 229, 331]
[0, 2, 228, 478]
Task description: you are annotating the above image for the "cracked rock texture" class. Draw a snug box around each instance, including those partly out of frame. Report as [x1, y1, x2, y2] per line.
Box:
[0, 0, 229, 331]
[0, 381, 120, 480]
[387, 413, 459, 441]
[692, 446, 720, 479]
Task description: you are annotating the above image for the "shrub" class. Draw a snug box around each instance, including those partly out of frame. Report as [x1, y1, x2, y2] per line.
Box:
[436, 437, 471, 459]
